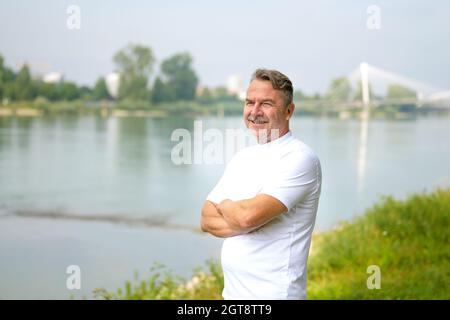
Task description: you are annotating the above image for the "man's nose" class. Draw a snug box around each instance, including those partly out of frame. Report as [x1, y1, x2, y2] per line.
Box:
[250, 103, 263, 116]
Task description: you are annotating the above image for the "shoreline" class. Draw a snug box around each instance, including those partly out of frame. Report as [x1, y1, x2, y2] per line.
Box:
[1, 106, 449, 120]
[1, 99, 449, 119]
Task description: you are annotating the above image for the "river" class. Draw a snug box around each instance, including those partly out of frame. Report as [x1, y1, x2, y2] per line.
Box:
[0, 114, 449, 298]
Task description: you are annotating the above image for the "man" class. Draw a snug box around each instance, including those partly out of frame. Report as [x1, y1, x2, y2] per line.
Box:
[201, 69, 322, 299]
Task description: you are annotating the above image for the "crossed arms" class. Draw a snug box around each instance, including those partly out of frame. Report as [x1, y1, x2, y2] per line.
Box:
[200, 194, 288, 238]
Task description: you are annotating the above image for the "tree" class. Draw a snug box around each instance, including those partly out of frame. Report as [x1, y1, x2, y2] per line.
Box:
[0, 55, 4, 100]
[14, 64, 35, 100]
[78, 85, 93, 100]
[160, 52, 198, 101]
[92, 77, 111, 100]
[0, 55, 18, 101]
[113, 44, 155, 101]
[60, 81, 81, 100]
[152, 76, 175, 103]
[326, 77, 351, 101]
[37, 82, 60, 101]
[197, 87, 214, 105]
[386, 84, 416, 100]
[212, 86, 239, 102]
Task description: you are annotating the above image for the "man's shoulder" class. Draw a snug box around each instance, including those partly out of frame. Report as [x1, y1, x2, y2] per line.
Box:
[226, 135, 320, 166]
[229, 143, 260, 161]
[283, 136, 320, 164]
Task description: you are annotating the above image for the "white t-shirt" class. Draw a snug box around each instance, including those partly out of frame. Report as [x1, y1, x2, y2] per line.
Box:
[207, 131, 322, 299]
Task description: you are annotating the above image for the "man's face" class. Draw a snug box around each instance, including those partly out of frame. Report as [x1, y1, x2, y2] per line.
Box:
[244, 79, 294, 142]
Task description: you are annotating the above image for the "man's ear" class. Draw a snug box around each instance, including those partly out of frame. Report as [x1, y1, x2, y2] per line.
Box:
[286, 103, 295, 119]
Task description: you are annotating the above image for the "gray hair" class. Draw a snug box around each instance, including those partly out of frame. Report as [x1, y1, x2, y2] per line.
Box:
[250, 69, 293, 107]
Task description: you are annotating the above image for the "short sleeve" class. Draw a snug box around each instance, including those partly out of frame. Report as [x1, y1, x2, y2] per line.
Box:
[206, 158, 235, 204]
[206, 174, 227, 204]
[259, 150, 321, 211]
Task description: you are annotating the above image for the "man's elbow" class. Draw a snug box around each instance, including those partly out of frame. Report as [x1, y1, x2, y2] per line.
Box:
[200, 216, 208, 233]
[200, 222, 209, 233]
[200, 209, 213, 233]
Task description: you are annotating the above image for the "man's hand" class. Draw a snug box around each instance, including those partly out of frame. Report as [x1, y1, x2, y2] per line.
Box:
[217, 194, 288, 230]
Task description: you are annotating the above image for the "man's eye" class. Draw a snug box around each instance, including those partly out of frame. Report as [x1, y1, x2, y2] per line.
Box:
[263, 103, 272, 107]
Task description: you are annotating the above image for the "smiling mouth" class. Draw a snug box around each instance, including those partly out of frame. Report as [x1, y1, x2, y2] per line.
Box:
[249, 119, 268, 125]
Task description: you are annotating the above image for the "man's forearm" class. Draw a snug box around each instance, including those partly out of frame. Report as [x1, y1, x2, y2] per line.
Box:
[202, 214, 242, 238]
[201, 201, 244, 238]
[217, 198, 262, 231]
[217, 195, 287, 231]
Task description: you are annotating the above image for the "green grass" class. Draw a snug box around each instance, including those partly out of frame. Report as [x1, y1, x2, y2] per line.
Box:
[95, 187, 449, 300]
[307, 187, 449, 299]
[93, 259, 224, 300]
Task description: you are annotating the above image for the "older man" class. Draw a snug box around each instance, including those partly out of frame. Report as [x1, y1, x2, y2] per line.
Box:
[201, 69, 322, 299]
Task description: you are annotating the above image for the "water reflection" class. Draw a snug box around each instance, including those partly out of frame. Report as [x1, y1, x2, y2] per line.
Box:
[116, 117, 150, 172]
[357, 110, 370, 196]
[105, 116, 119, 177]
[0, 117, 14, 154]
[14, 117, 35, 151]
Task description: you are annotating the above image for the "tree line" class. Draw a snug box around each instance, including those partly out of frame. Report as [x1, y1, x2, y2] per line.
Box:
[0, 44, 417, 106]
[323, 76, 417, 101]
[0, 44, 239, 105]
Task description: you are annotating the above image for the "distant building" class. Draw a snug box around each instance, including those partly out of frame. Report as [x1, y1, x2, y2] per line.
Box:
[227, 74, 246, 100]
[105, 73, 120, 99]
[196, 85, 206, 96]
[43, 72, 64, 83]
[227, 75, 243, 95]
[226, 74, 246, 100]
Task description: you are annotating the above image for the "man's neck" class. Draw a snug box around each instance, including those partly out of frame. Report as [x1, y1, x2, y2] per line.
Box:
[256, 128, 290, 144]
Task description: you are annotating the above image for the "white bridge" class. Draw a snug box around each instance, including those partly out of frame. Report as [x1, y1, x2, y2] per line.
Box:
[348, 62, 450, 109]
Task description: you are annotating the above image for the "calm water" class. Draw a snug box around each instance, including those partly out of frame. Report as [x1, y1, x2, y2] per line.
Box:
[0, 114, 449, 299]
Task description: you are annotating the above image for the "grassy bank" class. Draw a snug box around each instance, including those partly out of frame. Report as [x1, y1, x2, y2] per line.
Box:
[96, 188, 449, 300]
[307, 187, 449, 299]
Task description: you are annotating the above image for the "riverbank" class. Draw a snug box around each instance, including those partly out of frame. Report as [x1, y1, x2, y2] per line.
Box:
[1, 100, 449, 119]
[96, 187, 449, 300]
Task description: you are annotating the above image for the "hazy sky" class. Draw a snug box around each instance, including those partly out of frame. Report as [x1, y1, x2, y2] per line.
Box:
[1, 0, 449, 94]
